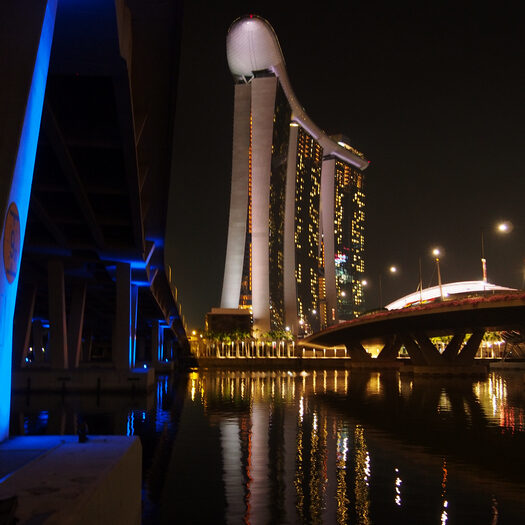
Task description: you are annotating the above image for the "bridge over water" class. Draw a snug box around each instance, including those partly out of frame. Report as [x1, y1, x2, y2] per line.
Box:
[303, 292, 525, 368]
[1, 0, 186, 440]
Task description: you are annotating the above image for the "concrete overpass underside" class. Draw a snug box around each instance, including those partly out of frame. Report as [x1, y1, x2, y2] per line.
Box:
[2, 0, 188, 399]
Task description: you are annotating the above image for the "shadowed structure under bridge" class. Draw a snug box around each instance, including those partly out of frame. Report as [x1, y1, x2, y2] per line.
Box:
[1, 0, 187, 437]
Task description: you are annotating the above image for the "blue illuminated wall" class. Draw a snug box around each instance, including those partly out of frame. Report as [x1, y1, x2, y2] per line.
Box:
[0, 0, 57, 442]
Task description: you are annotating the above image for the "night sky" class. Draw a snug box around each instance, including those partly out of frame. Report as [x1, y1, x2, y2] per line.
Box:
[166, 1, 524, 330]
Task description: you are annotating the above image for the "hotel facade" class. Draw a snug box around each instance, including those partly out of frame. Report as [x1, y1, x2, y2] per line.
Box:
[221, 15, 369, 336]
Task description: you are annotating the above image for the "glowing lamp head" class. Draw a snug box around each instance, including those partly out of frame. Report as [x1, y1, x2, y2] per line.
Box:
[432, 248, 441, 257]
[497, 221, 512, 233]
[389, 266, 397, 274]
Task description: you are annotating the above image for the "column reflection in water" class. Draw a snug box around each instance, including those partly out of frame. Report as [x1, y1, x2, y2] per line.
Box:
[169, 368, 525, 524]
[220, 419, 244, 524]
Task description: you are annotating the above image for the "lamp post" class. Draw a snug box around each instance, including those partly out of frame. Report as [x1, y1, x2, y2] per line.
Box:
[432, 248, 444, 301]
[379, 265, 397, 308]
[481, 221, 512, 284]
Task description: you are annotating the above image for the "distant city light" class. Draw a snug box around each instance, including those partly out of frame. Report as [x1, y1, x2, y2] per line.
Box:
[362, 279, 368, 286]
[390, 266, 397, 273]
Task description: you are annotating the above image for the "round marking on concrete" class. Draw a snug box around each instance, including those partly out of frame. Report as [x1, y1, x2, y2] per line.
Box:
[3, 202, 20, 284]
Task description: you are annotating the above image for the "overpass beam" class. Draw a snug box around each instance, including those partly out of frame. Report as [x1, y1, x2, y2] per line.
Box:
[345, 341, 372, 362]
[442, 331, 466, 361]
[456, 330, 485, 364]
[377, 334, 402, 361]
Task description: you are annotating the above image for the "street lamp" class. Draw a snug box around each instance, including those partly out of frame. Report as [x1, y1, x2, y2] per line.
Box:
[379, 265, 398, 308]
[480, 221, 512, 283]
[432, 248, 444, 301]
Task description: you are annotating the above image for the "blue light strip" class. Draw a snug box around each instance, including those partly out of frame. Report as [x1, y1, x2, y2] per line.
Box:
[0, 0, 57, 443]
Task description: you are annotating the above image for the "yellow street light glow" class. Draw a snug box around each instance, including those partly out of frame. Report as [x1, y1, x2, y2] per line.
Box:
[497, 221, 512, 233]
[432, 248, 440, 257]
[390, 266, 397, 273]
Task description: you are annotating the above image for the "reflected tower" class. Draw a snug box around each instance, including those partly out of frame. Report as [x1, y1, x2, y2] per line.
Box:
[221, 15, 369, 335]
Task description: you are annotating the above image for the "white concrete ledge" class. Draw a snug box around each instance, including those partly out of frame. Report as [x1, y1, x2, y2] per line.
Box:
[0, 435, 141, 524]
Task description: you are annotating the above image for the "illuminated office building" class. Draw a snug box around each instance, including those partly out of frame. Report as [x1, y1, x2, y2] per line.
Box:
[221, 15, 369, 335]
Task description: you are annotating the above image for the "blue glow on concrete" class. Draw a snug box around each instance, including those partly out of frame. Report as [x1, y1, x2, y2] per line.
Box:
[0, 0, 57, 442]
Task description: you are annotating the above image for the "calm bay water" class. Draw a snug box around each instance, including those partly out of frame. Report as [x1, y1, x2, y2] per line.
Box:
[10, 367, 525, 524]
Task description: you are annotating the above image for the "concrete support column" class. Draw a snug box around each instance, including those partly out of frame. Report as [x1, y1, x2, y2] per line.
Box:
[412, 332, 443, 365]
[345, 341, 372, 362]
[377, 334, 402, 361]
[151, 320, 163, 366]
[442, 331, 466, 361]
[0, 0, 57, 442]
[13, 284, 37, 367]
[130, 284, 138, 368]
[114, 262, 131, 370]
[456, 330, 485, 364]
[67, 280, 86, 368]
[401, 334, 428, 365]
[32, 319, 45, 362]
[48, 259, 68, 369]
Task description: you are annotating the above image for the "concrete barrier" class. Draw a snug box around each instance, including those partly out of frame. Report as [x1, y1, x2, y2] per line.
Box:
[0, 435, 141, 524]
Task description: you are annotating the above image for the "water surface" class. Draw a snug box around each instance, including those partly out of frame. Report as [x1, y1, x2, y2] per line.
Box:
[10, 368, 525, 524]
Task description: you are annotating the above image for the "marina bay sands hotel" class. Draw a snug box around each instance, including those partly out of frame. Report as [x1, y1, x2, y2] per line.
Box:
[220, 15, 369, 337]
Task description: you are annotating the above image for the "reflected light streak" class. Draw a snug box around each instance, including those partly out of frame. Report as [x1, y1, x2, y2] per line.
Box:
[394, 468, 402, 506]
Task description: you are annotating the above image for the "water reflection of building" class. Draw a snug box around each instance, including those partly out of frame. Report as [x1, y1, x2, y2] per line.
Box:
[185, 369, 525, 523]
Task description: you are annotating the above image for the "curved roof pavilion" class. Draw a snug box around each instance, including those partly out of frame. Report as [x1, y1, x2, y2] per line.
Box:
[226, 15, 369, 171]
[385, 280, 517, 310]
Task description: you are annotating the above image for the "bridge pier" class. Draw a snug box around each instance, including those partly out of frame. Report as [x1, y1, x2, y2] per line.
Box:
[376, 334, 402, 361]
[345, 341, 372, 362]
[456, 329, 485, 364]
[442, 331, 466, 361]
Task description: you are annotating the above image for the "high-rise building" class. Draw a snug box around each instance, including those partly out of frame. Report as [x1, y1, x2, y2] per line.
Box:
[221, 15, 369, 336]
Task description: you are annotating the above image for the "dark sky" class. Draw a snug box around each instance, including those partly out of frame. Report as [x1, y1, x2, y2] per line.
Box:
[166, 1, 524, 330]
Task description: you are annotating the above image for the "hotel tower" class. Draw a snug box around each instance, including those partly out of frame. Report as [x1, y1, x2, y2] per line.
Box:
[220, 15, 369, 336]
